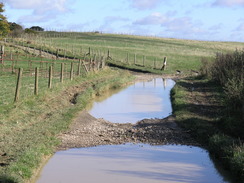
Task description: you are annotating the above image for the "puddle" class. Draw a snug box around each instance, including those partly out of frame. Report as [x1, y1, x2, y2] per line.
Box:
[36, 144, 232, 183]
[88, 78, 175, 123]
[36, 78, 233, 183]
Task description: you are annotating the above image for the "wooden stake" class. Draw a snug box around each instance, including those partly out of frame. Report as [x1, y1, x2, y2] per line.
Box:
[14, 68, 23, 102]
[161, 57, 167, 71]
[0, 45, 4, 64]
[83, 61, 89, 73]
[78, 59, 81, 76]
[34, 67, 39, 95]
[48, 66, 53, 89]
[70, 62, 74, 80]
[60, 63, 64, 83]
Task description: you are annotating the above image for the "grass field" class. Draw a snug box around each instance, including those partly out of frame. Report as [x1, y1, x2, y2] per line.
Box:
[7, 32, 244, 74]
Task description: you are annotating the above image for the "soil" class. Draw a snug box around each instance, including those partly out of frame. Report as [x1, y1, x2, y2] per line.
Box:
[58, 73, 197, 150]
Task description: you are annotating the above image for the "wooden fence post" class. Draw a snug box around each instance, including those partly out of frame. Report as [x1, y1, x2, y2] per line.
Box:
[34, 67, 39, 95]
[14, 68, 23, 102]
[48, 66, 53, 89]
[70, 62, 74, 80]
[86, 47, 91, 56]
[93, 54, 96, 70]
[11, 61, 15, 74]
[60, 63, 64, 83]
[161, 57, 167, 71]
[0, 45, 4, 64]
[83, 61, 89, 73]
[56, 49, 59, 59]
[78, 59, 81, 76]
[89, 58, 92, 71]
[97, 57, 101, 70]
[143, 55, 145, 67]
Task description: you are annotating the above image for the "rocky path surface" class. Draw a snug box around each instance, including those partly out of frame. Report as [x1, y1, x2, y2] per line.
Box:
[58, 73, 197, 150]
[58, 111, 196, 150]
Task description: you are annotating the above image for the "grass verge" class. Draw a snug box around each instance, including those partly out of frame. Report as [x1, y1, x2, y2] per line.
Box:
[0, 68, 134, 183]
[171, 76, 244, 182]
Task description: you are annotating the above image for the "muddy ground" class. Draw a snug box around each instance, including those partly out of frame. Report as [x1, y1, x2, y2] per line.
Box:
[58, 73, 197, 150]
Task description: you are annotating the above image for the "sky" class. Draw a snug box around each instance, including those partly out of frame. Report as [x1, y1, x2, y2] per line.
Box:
[2, 0, 244, 42]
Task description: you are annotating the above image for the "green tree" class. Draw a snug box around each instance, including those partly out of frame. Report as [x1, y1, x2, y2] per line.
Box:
[30, 26, 44, 32]
[9, 22, 23, 37]
[0, 3, 10, 37]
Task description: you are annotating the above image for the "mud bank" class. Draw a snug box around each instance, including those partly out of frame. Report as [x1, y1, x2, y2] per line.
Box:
[58, 111, 197, 150]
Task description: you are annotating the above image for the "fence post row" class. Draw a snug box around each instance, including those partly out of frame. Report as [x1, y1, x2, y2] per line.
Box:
[7, 39, 169, 103]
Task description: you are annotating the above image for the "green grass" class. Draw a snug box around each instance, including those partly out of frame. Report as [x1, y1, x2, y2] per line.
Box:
[0, 68, 133, 183]
[6, 32, 244, 74]
[0, 43, 132, 183]
[0, 45, 88, 106]
[171, 76, 244, 182]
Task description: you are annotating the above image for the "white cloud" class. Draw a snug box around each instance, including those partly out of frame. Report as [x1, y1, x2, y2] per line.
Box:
[3, 0, 70, 11]
[209, 23, 224, 30]
[236, 22, 244, 31]
[134, 13, 204, 35]
[162, 17, 204, 35]
[130, 0, 161, 10]
[98, 16, 130, 33]
[213, 0, 244, 7]
[134, 13, 169, 25]
[2, 0, 73, 23]
[104, 16, 130, 23]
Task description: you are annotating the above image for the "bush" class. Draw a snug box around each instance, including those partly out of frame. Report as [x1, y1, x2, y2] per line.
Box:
[200, 57, 212, 77]
[209, 134, 234, 159]
[201, 50, 244, 138]
[231, 144, 244, 181]
[209, 134, 244, 182]
[210, 51, 244, 86]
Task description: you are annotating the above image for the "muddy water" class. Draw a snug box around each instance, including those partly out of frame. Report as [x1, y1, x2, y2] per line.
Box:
[88, 78, 175, 123]
[36, 144, 231, 183]
[36, 78, 233, 183]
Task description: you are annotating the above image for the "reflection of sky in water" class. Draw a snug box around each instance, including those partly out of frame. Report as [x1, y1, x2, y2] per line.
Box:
[36, 144, 231, 183]
[89, 78, 175, 123]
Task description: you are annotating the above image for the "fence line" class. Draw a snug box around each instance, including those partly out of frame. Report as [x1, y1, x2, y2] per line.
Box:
[0, 47, 106, 103]
[3, 37, 167, 70]
[0, 38, 167, 103]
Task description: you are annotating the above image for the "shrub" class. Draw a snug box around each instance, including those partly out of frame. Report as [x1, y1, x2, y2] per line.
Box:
[199, 57, 212, 77]
[210, 51, 244, 86]
[201, 50, 244, 138]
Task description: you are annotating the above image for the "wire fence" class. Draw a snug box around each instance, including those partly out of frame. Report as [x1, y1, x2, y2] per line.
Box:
[0, 46, 105, 104]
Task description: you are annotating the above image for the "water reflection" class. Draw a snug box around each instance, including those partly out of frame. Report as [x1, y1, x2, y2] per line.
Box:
[88, 78, 175, 123]
[36, 144, 231, 183]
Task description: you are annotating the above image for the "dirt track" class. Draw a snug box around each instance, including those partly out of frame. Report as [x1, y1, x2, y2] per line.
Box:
[58, 73, 197, 150]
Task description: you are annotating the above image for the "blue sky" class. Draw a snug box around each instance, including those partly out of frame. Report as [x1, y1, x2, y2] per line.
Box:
[2, 0, 244, 42]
